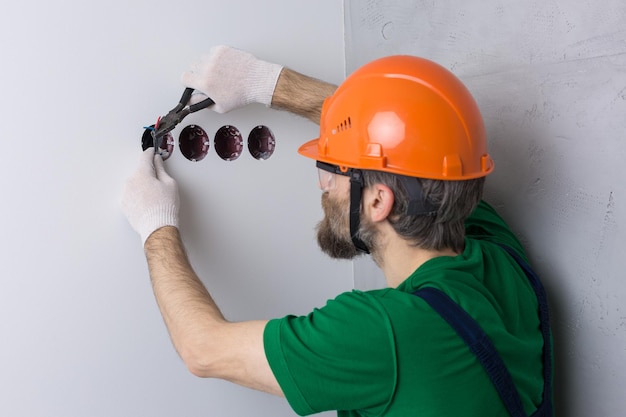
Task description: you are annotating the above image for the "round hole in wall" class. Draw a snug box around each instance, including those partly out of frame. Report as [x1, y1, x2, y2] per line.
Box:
[248, 125, 276, 160]
[142, 125, 174, 161]
[214, 125, 243, 161]
[179, 124, 210, 162]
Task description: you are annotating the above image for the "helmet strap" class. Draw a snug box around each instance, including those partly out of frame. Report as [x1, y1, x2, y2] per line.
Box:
[397, 175, 439, 216]
[349, 169, 370, 254]
[347, 170, 438, 255]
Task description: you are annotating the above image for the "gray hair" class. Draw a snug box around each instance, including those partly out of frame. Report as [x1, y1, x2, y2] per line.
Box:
[361, 170, 485, 253]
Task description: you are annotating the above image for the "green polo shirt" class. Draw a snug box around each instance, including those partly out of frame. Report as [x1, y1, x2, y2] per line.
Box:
[264, 201, 548, 416]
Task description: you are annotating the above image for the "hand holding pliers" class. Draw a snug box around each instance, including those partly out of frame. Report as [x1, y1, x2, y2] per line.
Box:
[152, 88, 215, 151]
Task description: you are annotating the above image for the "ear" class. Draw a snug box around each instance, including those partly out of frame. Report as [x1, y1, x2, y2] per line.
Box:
[363, 183, 395, 223]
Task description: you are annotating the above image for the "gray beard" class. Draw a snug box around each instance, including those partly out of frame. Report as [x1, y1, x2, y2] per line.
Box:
[316, 193, 359, 259]
[315, 193, 369, 260]
[316, 217, 359, 260]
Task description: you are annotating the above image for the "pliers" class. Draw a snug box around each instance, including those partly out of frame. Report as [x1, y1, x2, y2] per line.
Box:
[151, 88, 215, 152]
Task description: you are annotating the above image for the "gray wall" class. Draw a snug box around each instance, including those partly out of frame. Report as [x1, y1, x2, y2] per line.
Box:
[3, 1, 624, 415]
[0, 1, 347, 416]
[346, 1, 626, 416]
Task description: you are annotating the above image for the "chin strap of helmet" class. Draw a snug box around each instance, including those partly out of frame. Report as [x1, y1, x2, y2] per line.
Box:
[348, 171, 440, 254]
[349, 169, 370, 254]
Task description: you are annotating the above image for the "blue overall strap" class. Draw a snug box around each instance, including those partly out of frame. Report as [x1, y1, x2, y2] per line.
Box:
[414, 287, 527, 417]
[496, 244, 553, 417]
[413, 244, 553, 417]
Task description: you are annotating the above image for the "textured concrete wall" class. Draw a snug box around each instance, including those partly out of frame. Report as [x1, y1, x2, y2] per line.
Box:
[346, 1, 626, 415]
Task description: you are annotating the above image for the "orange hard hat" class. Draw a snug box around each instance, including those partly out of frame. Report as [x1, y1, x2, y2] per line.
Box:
[298, 55, 494, 180]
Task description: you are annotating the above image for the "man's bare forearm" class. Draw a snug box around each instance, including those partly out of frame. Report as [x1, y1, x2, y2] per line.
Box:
[143, 227, 281, 394]
[144, 226, 225, 371]
[271, 68, 337, 124]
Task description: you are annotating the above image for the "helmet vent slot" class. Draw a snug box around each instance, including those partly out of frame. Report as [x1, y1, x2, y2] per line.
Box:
[335, 117, 352, 133]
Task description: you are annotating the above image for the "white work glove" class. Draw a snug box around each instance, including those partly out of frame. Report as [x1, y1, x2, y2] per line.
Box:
[181, 45, 283, 113]
[121, 148, 180, 246]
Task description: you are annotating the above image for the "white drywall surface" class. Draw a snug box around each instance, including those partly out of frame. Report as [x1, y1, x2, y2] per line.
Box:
[345, 1, 626, 416]
[0, 1, 348, 416]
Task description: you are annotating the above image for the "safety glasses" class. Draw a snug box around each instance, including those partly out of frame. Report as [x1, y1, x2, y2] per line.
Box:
[316, 161, 352, 191]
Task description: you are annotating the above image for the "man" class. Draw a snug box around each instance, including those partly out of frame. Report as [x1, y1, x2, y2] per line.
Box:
[122, 46, 553, 416]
